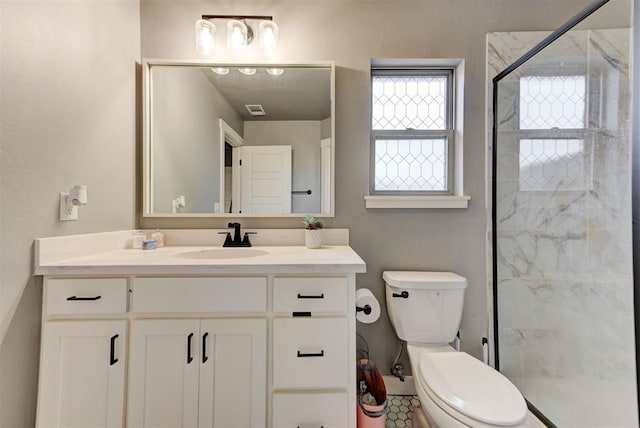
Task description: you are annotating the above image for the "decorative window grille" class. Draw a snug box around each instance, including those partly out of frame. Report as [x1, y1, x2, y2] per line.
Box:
[371, 69, 454, 194]
[519, 75, 586, 130]
[517, 75, 588, 191]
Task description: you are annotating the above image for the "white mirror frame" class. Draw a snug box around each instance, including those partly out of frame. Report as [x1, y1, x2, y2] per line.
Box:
[142, 59, 335, 218]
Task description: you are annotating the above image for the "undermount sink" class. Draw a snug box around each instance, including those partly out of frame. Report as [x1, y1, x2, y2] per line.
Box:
[175, 248, 269, 260]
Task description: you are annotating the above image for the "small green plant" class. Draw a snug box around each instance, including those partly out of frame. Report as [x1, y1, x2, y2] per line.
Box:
[303, 214, 323, 230]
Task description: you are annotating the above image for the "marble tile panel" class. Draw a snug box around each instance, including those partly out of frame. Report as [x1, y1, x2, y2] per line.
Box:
[487, 32, 547, 78]
[589, 29, 631, 131]
[499, 328, 559, 381]
[497, 228, 589, 279]
[496, 181, 587, 240]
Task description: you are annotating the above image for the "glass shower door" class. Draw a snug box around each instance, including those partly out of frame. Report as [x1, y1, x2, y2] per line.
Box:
[493, 1, 637, 425]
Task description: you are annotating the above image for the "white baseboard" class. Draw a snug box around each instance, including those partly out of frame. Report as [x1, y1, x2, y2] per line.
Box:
[383, 375, 416, 395]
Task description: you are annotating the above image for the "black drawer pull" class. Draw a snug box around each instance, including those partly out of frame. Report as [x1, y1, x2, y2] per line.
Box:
[187, 333, 194, 364]
[66, 295, 102, 301]
[202, 332, 209, 363]
[392, 291, 409, 299]
[298, 426, 324, 428]
[297, 350, 324, 358]
[297, 293, 324, 299]
[110, 334, 119, 365]
[292, 311, 312, 317]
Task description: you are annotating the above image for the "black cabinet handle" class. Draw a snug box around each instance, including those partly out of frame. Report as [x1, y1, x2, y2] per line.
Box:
[297, 350, 324, 358]
[202, 332, 209, 363]
[187, 333, 194, 364]
[66, 295, 102, 301]
[297, 293, 324, 299]
[298, 426, 324, 428]
[109, 334, 119, 366]
[392, 291, 409, 298]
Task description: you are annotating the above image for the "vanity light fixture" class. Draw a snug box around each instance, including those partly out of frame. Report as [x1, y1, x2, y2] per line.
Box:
[210, 67, 230, 75]
[238, 67, 257, 76]
[195, 15, 279, 57]
[266, 67, 285, 76]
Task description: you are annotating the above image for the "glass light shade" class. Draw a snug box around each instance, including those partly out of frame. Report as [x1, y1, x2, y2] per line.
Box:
[259, 21, 279, 55]
[211, 67, 229, 75]
[227, 20, 248, 56]
[266, 67, 284, 76]
[238, 67, 257, 76]
[195, 19, 216, 56]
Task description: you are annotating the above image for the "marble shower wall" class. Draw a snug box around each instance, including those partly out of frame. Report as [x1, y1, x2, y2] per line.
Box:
[488, 27, 637, 426]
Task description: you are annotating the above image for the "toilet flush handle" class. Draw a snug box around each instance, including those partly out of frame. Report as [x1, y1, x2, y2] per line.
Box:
[392, 291, 409, 298]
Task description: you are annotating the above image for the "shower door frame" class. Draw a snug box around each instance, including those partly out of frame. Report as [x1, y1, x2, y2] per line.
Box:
[490, 0, 640, 425]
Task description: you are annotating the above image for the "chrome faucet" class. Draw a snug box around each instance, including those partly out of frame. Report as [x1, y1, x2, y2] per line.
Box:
[220, 222, 255, 247]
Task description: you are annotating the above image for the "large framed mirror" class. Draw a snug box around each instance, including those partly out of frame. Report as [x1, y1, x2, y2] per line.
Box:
[142, 60, 334, 217]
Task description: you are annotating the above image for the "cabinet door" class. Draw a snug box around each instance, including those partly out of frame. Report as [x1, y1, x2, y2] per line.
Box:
[128, 320, 200, 428]
[198, 319, 267, 428]
[36, 320, 126, 428]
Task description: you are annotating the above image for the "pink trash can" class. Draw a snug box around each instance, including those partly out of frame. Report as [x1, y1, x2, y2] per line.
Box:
[357, 359, 388, 428]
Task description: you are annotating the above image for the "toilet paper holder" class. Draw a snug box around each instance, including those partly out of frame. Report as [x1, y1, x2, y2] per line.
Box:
[356, 304, 372, 315]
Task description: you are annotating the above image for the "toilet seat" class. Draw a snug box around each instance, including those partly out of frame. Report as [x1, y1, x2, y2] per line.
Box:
[416, 350, 528, 427]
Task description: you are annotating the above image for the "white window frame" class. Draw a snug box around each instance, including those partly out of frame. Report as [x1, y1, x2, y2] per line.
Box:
[365, 59, 469, 209]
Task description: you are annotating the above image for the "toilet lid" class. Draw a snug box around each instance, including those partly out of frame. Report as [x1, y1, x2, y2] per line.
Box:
[418, 352, 527, 426]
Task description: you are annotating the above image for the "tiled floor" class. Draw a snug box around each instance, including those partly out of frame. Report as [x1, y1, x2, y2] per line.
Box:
[384, 394, 546, 428]
[385, 395, 420, 428]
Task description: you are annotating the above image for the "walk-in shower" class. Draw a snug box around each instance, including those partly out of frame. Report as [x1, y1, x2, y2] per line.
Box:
[491, 0, 637, 425]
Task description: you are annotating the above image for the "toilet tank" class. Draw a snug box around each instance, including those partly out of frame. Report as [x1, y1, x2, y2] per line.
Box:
[384, 271, 467, 344]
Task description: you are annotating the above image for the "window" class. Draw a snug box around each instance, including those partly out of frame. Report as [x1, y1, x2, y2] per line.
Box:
[370, 69, 453, 193]
[365, 60, 469, 209]
[517, 74, 589, 192]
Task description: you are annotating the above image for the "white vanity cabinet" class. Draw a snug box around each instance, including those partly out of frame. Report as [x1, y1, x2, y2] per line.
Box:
[35, 244, 363, 428]
[128, 276, 268, 428]
[36, 278, 128, 428]
[127, 318, 267, 427]
[271, 276, 353, 428]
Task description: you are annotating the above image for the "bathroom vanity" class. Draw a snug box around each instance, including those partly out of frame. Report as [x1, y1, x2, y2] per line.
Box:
[33, 230, 365, 428]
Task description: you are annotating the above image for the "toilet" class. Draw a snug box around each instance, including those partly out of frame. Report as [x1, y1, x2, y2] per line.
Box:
[384, 271, 529, 428]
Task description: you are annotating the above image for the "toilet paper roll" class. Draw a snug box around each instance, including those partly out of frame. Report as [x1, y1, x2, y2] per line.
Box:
[356, 288, 381, 324]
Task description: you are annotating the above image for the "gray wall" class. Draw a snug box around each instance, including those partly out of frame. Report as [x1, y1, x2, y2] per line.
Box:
[244, 121, 322, 213]
[140, 0, 593, 373]
[0, 1, 601, 425]
[152, 66, 243, 213]
[0, 1, 139, 426]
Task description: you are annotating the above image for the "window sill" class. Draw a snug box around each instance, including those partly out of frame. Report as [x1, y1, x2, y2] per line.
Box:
[364, 195, 470, 209]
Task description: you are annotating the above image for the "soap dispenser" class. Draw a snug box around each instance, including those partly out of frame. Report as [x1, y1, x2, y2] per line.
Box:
[132, 230, 146, 249]
[151, 229, 165, 247]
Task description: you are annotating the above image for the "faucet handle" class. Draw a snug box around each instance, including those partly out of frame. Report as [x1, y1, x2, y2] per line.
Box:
[242, 231, 257, 246]
[218, 231, 233, 246]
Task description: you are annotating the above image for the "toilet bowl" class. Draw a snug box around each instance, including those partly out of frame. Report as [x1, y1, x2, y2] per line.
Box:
[383, 271, 529, 428]
[407, 345, 528, 428]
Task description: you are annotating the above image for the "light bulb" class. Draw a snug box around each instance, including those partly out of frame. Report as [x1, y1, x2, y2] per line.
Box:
[259, 21, 279, 55]
[195, 19, 216, 56]
[227, 20, 248, 56]
[266, 68, 284, 76]
[238, 67, 257, 76]
[211, 67, 229, 75]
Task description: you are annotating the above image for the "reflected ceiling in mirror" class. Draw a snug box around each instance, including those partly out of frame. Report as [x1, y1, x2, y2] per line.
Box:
[143, 60, 334, 218]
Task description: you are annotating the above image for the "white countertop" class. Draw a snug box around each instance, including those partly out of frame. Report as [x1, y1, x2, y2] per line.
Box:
[35, 245, 367, 276]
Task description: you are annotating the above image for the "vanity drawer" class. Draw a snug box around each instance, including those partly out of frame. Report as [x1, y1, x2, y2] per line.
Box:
[273, 318, 347, 389]
[132, 277, 267, 313]
[272, 392, 348, 428]
[46, 278, 128, 315]
[273, 277, 347, 313]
